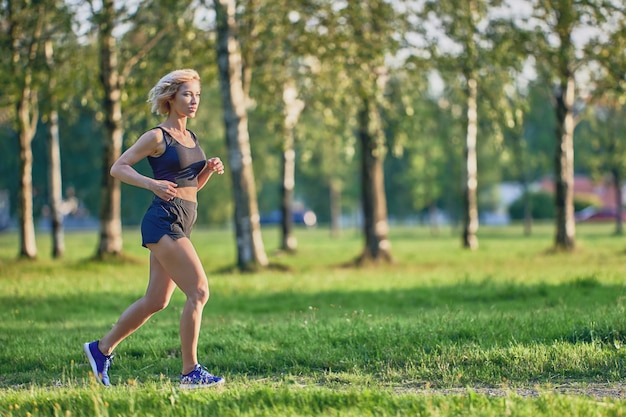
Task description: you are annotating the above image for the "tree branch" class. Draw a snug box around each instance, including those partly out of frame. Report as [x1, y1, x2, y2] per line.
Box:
[120, 27, 168, 80]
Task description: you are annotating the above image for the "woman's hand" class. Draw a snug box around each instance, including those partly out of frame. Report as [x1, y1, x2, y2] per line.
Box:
[152, 180, 178, 201]
[207, 157, 225, 175]
[197, 157, 225, 191]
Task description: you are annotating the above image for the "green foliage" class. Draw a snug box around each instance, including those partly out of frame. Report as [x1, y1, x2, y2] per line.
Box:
[573, 193, 604, 212]
[500, 78, 556, 183]
[0, 0, 624, 247]
[509, 191, 603, 220]
[505, 192, 542, 221]
[508, 191, 554, 220]
[383, 71, 460, 217]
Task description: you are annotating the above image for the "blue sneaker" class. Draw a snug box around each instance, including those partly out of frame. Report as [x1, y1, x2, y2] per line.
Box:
[179, 364, 224, 389]
[83, 341, 113, 386]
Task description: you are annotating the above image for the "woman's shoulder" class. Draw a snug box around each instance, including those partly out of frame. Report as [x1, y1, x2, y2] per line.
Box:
[133, 127, 168, 157]
[138, 127, 166, 143]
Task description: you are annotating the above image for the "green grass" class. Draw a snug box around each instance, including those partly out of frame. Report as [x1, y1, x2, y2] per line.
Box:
[2, 223, 626, 416]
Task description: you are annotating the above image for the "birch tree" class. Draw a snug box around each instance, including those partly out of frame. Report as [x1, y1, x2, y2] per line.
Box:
[214, 0, 269, 270]
[5, 0, 46, 259]
[241, 0, 308, 253]
[320, 0, 402, 263]
[524, 0, 625, 250]
[582, 21, 626, 235]
[88, 0, 174, 258]
[419, 0, 518, 249]
[44, 40, 64, 257]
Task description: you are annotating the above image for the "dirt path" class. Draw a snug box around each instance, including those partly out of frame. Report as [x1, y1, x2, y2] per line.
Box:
[394, 383, 626, 399]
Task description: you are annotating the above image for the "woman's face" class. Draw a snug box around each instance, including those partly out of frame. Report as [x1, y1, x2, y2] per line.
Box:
[171, 80, 201, 118]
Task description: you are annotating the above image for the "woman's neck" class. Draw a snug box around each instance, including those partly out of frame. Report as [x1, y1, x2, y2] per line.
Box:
[162, 115, 187, 133]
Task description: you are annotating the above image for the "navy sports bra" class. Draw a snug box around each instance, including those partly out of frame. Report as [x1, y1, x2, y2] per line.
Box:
[147, 127, 207, 188]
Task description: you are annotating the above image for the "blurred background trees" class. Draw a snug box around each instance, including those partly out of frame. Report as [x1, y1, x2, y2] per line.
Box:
[0, 0, 624, 265]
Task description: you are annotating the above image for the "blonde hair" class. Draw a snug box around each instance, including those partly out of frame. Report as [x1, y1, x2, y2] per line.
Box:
[147, 69, 200, 115]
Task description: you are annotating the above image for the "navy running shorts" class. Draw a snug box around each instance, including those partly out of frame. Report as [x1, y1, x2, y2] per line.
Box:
[141, 197, 198, 247]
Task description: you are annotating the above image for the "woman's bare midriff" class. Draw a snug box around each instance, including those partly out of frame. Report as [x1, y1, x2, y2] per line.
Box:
[175, 187, 198, 203]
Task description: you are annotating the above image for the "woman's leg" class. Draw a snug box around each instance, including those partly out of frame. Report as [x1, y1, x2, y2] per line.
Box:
[98, 252, 177, 355]
[146, 235, 209, 374]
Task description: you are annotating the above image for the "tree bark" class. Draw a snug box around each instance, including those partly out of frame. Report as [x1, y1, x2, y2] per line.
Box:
[280, 81, 304, 252]
[280, 143, 298, 252]
[45, 40, 65, 258]
[17, 83, 38, 259]
[215, 0, 268, 270]
[428, 203, 440, 236]
[96, 0, 123, 257]
[357, 96, 392, 264]
[47, 106, 65, 258]
[522, 183, 532, 237]
[280, 147, 296, 252]
[329, 178, 342, 238]
[612, 168, 623, 235]
[462, 77, 479, 250]
[553, 74, 576, 250]
[510, 116, 532, 236]
[10, 3, 44, 259]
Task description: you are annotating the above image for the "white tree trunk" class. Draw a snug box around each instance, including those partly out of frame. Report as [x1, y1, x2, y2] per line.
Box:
[96, 0, 123, 257]
[554, 75, 576, 250]
[215, 0, 268, 269]
[462, 77, 479, 250]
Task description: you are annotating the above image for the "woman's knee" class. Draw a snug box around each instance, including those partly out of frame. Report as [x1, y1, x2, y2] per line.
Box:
[144, 296, 171, 314]
[187, 285, 210, 306]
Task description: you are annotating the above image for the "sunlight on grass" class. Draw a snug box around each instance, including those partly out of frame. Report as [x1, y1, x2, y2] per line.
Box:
[1, 224, 626, 416]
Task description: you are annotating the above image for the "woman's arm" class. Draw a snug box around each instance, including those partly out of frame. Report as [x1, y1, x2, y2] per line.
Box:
[197, 157, 224, 191]
[110, 129, 179, 201]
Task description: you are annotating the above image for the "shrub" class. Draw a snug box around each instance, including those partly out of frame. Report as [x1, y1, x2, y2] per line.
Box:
[509, 191, 554, 220]
[572, 192, 603, 212]
[509, 191, 603, 220]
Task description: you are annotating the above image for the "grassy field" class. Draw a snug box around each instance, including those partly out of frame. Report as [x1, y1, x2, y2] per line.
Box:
[1, 222, 626, 416]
